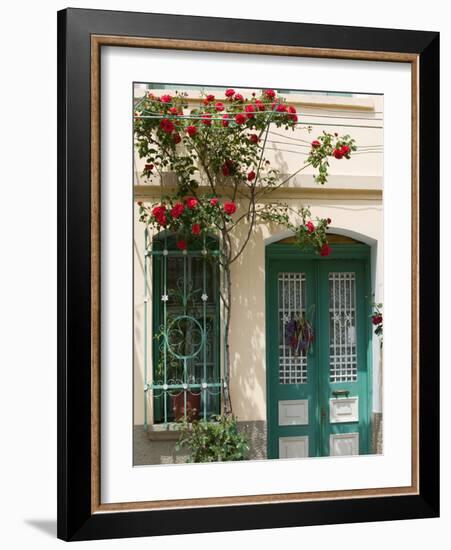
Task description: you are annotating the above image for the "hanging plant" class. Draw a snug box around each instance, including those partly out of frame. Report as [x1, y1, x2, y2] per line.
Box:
[285, 305, 316, 355]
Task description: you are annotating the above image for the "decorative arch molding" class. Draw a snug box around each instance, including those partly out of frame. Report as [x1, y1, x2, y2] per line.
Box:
[264, 227, 377, 248]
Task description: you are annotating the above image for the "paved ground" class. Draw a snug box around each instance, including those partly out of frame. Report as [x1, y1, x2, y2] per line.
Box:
[133, 420, 267, 465]
[133, 417, 382, 466]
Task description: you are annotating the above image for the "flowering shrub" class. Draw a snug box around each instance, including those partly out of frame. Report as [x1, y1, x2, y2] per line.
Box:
[371, 302, 383, 337]
[307, 133, 356, 184]
[135, 88, 355, 197]
[138, 195, 240, 249]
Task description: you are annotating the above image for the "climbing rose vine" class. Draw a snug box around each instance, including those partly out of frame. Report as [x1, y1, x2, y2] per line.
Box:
[134, 88, 357, 412]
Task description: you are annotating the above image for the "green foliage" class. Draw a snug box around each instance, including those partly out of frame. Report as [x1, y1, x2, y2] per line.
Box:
[307, 132, 357, 184]
[175, 414, 250, 463]
[134, 88, 356, 257]
[134, 89, 297, 196]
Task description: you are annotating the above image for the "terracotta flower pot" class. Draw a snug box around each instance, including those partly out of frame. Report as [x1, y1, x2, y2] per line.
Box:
[171, 392, 201, 421]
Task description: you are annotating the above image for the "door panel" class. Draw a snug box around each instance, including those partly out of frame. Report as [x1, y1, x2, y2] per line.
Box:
[267, 261, 318, 458]
[267, 254, 371, 459]
[317, 261, 370, 456]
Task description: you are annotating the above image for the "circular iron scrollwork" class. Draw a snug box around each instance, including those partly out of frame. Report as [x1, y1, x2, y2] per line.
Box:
[165, 315, 204, 359]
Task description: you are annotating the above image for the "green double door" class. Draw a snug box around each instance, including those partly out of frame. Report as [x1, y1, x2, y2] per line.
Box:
[266, 248, 371, 459]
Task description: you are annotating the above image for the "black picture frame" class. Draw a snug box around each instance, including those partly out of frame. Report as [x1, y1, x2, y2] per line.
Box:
[57, 7, 439, 541]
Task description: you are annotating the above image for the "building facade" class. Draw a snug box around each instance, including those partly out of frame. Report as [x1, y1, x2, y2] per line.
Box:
[133, 88, 383, 464]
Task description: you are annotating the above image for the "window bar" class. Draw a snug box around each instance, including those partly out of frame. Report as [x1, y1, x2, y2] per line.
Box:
[340, 275, 343, 380]
[143, 226, 149, 431]
[202, 235, 207, 421]
[163, 234, 168, 425]
[331, 272, 336, 382]
[281, 273, 285, 384]
[288, 273, 296, 382]
[183, 247, 187, 421]
[345, 273, 352, 380]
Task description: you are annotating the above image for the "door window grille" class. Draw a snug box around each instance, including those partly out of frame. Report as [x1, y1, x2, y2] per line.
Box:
[329, 272, 358, 383]
[278, 272, 308, 384]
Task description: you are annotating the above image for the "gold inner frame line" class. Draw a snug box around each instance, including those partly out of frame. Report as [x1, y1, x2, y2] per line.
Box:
[90, 34, 419, 514]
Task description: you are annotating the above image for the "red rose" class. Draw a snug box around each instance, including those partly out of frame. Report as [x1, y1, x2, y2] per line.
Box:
[247, 170, 256, 182]
[160, 94, 172, 103]
[201, 113, 212, 126]
[372, 314, 383, 325]
[222, 160, 235, 176]
[210, 198, 219, 206]
[340, 145, 351, 155]
[224, 202, 237, 215]
[249, 134, 259, 144]
[186, 197, 198, 209]
[204, 94, 215, 104]
[159, 118, 175, 133]
[245, 104, 255, 118]
[144, 163, 154, 172]
[233, 93, 244, 102]
[152, 205, 166, 217]
[222, 163, 231, 176]
[276, 103, 287, 113]
[255, 99, 265, 111]
[287, 105, 298, 121]
[305, 221, 315, 233]
[170, 202, 185, 218]
[221, 114, 230, 127]
[186, 125, 197, 137]
[169, 107, 178, 115]
[333, 148, 344, 159]
[152, 205, 167, 226]
[215, 102, 225, 112]
[191, 223, 202, 235]
[327, 217, 332, 224]
[225, 88, 235, 98]
[263, 89, 276, 99]
[173, 133, 182, 144]
[235, 113, 247, 125]
[311, 140, 321, 148]
[319, 243, 332, 257]
[176, 240, 187, 251]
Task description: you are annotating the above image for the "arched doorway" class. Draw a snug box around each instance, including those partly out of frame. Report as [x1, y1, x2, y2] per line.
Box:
[265, 234, 372, 459]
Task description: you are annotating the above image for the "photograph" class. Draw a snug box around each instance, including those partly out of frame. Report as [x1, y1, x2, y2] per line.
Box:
[132, 82, 384, 465]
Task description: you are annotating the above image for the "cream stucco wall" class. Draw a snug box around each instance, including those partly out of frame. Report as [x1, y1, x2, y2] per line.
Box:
[133, 89, 383, 426]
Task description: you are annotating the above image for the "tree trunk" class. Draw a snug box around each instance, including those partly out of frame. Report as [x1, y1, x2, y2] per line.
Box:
[220, 238, 233, 415]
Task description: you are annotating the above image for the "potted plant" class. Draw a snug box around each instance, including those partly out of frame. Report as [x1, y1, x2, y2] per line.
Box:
[175, 414, 250, 462]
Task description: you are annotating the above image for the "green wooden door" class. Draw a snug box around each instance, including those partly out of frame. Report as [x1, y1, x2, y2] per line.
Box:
[266, 244, 371, 459]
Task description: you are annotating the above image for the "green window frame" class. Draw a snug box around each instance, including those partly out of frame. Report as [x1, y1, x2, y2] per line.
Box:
[147, 230, 221, 425]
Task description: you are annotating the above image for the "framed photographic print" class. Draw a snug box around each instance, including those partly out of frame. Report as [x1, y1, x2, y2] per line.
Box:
[57, 8, 439, 541]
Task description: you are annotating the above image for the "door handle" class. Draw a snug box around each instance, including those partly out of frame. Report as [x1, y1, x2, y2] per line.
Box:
[332, 389, 350, 398]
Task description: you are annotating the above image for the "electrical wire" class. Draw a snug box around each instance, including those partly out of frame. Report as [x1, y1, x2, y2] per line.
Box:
[135, 113, 383, 130]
